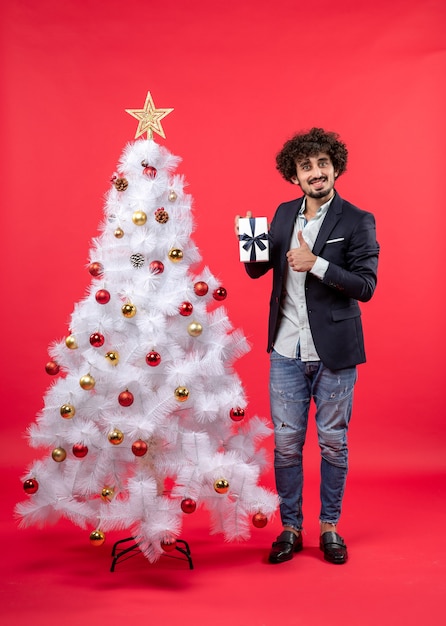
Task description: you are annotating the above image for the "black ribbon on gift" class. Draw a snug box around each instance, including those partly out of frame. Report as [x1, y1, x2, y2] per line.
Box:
[239, 217, 269, 262]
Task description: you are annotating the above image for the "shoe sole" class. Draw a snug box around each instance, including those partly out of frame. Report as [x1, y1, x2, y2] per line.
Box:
[320, 547, 348, 564]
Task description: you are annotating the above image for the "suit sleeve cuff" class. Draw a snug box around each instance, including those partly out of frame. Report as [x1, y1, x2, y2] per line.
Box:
[310, 256, 329, 279]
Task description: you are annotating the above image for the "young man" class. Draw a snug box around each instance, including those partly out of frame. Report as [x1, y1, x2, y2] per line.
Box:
[236, 127, 379, 564]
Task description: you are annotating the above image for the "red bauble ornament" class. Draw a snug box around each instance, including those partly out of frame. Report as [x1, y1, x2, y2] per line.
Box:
[181, 498, 197, 514]
[118, 390, 134, 407]
[161, 538, 177, 552]
[95, 289, 111, 304]
[146, 351, 161, 367]
[45, 360, 60, 375]
[230, 407, 245, 422]
[252, 512, 268, 528]
[132, 440, 148, 457]
[23, 478, 39, 494]
[72, 443, 89, 458]
[89, 332, 105, 347]
[213, 286, 227, 301]
[194, 281, 209, 296]
[88, 262, 104, 278]
[143, 165, 157, 178]
[179, 301, 193, 316]
[149, 260, 164, 274]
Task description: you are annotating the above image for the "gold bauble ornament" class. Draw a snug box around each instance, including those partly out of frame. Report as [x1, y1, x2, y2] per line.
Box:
[168, 190, 177, 202]
[168, 248, 183, 262]
[80, 373, 95, 390]
[132, 210, 147, 225]
[114, 227, 124, 238]
[122, 303, 137, 318]
[52, 447, 67, 462]
[187, 321, 203, 337]
[60, 403, 76, 419]
[108, 428, 124, 445]
[174, 386, 189, 402]
[214, 478, 230, 494]
[65, 335, 78, 349]
[101, 486, 115, 502]
[89, 529, 106, 546]
[105, 351, 120, 365]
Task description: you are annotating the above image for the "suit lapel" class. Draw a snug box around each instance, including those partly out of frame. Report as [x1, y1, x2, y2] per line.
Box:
[312, 193, 343, 256]
[277, 198, 302, 274]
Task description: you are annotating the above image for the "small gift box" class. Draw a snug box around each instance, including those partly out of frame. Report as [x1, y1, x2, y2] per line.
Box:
[238, 217, 269, 262]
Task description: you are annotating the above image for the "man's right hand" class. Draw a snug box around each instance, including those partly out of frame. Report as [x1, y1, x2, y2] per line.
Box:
[234, 211, 253, 237]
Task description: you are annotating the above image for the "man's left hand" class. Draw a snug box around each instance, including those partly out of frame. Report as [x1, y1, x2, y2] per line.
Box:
[287, 231, 317, 272]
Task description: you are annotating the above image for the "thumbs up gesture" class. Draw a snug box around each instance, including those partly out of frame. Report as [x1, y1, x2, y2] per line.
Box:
[286, 231, 317, 272]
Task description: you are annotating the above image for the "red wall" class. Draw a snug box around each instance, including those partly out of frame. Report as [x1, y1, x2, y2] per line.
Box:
[2, 0, 445, 473]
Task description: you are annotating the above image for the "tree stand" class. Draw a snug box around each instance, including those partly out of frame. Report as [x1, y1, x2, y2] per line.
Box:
[110, 537, 194, 572]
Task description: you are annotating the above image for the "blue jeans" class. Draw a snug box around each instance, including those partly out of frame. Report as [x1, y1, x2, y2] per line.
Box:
[269, 349, 357, 531]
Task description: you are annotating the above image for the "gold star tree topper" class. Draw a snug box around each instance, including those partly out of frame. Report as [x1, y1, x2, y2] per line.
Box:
[125, 91, 174, 139]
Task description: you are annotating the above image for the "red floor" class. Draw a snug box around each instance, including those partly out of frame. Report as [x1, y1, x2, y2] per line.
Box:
[2, 460, 445, 626]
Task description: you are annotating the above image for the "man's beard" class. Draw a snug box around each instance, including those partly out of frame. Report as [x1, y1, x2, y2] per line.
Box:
[307, 187, 332, 199]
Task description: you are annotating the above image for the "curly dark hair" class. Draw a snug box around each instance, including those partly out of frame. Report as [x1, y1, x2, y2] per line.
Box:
[276, 127, 348, 183]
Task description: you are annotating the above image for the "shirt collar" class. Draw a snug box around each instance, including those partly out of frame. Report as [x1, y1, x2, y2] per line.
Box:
[299, 192, 336, 218]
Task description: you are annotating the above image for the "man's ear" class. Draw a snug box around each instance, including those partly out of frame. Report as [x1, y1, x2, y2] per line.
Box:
[291, 176, 300, 185]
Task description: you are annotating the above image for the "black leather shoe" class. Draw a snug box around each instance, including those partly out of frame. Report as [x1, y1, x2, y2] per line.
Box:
[319, 531, 348, 564]
[268, 530, 303, 564]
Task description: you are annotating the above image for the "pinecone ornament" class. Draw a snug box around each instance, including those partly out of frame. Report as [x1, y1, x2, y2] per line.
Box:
[130, 253, 145, 268]
[113, 177, 128, 191]
[155, 208, 169, 224]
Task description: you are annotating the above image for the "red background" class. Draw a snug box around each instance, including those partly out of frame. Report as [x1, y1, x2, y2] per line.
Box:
[1, 1, 445, 625]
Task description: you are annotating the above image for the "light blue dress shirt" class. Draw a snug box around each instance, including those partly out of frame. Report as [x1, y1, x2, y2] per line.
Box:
[273, 195, 334, 360]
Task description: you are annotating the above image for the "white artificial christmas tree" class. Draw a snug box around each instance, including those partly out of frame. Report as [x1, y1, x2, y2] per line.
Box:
[16, 92, 277, 565]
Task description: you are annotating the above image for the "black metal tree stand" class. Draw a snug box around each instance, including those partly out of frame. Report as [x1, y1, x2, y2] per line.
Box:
[110, 537, 194, 572]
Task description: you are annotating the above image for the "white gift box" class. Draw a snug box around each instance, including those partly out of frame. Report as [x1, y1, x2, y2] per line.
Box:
[238, 217, 269, 262]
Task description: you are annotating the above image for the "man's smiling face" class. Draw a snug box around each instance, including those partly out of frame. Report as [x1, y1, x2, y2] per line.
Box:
[292, 152, 338, 201]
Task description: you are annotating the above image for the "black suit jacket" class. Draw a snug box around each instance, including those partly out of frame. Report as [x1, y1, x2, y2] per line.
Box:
[244, 192, 379, 370]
